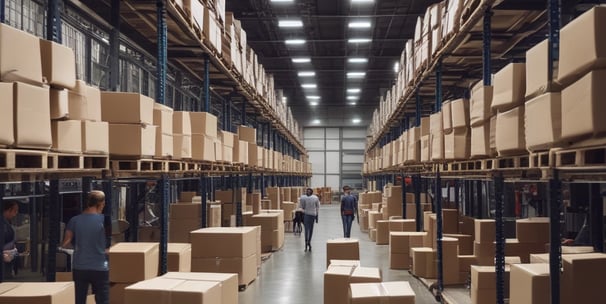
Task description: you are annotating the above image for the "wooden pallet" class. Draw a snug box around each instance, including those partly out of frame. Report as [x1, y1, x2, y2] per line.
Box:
[529, 150, 551, 168]
[554, 145, 606, 167]
[0, 149, 49, 170]
[111, 159, 166, 172]
[494, 154, 530, 170]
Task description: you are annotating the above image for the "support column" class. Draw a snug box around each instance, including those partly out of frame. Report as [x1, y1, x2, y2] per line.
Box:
[46, 180, 61, 282]
[199, 176, 208, 228]
[494, 174, 505, 304]
[103, 180, 114, 250]
[46, 0, 62, 43]
[415, 92, 422, 126]
[483, 9, 492, 85]
[203, 55, 210, 112]
[435, 170, 444, 296]
[159, 175, 170, 275]
[414, 174, 422, 232]
[109, 0, 121, 91]
[548, 170, 562, 304]
[156, 0, 167, 105]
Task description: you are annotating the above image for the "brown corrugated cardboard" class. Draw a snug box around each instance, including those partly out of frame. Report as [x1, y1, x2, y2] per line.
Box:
[101, 92, 154, 125]
[51, 120, 82, 153]
[470, 265, 511, 304]
[442, 209, 459, 234]
[124, 277, 220, 304]
[509, 263, 550, 304]
[525, 92, 562, 151]
[109, 242, 159, 283]
[444, 234, 473, 255]
[247, 143, 258, 166]
[238, 125, 256, 143]
[444, 128, 470, 160]
[492, 63, 526, 112]
[13, 82, 51, 149]
[0, 282, 74, 304]
[169, 218, 201, 243]
[474, 219, 495, 243]
[40, 39, 76, 89]
[110, 283, 128, 304]
[442, 100, 453, 133]
[504, 239, 546, 263]
[350, 266, 382, 283]
[411, 247, 436, 278]
[324, 265, 356, 304]
[326, 238, 360, 268]
[82, 120, 109, 154]
[220, 130, 235, 148]
[84, 85, 102, 122]
[458, 255, 477, 273]
[420, 116, 430, 136]
[153, 103, 173, 135]
[190, 112, 217, 138]
[170, 203, 202, 219]
[561, 253, 606, 304]
[561, 69, 606, 142]
[349, 282, 415, 304]
[191, 254, 257, 285]
[388, 219, 416, 232]
[557, 6, 606, 87]
[162, 272, 239, 304]
[49, 88, 67, 120]
[173, 134, 192, 159]
[389, 252, 410, 269]
[237, 140, 249, 164]
[190, 227, 257, 258]
[173, 111, 192, 136]
[430, 112, 443, 134]
[0, 23, 43, 85]
[155, 131, 173, 158]
[420, 135, 430, 162]
[390, 231, 426, 254]
[108, 124, 156, 157]
[67, 81, 100, 122]
[470, 121, 492, 158]
[376, 220, 390, 245]
[191, 134, 214, 161]
[496, 105, 526, 156]
[474, 242, 496, 265]
[451, 98, 470, 129]
[381, 281, 416, 304]
[516, 217, 549, 244]
[470, 83, 494, 127]
[166, 243, 192, 273]
[430, 131, 444, 161]
[525, 39, 561, 99]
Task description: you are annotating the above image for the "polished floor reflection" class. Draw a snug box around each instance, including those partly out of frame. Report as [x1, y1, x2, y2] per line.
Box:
[239, 204, 440, 304]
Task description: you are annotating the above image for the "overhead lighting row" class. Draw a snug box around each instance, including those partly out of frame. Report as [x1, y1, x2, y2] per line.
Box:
[311, 118, 362, 125]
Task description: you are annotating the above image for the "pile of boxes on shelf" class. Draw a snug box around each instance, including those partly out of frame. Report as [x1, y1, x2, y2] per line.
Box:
[324, 239, 416, 304]
[173, 1, 302, 142]
[314, 187, 333, 204]
[365, 5, 606, 172]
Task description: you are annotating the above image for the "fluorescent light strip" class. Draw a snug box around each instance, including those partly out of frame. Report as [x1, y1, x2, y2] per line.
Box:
[348, 21, 372, 28]
[348, 102, 357, 106]
[285, 39, 306, 45]
[347, 96, 359, 100]
[347, 72, 366, 78]
[292, 58, 311, 63]
[306, 96, 321, 100]
[347, 88, 361, 93]
[278, 20, 303, 27]
[352, 118, 361, 123]
[310, 102, 319, 106]
[352, 0, 374, 3]
[271, 0, 294, 2]
[298, 71, 316, 77]
[312, 119, 321, 124]
[348, 38, 372, 43]
[348, 58, 368, 63]
[302, 84, 317, 89]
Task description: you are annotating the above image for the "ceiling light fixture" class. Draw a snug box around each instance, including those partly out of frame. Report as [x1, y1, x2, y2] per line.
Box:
[306, 96, 321, 100]
[282, 97, 287, 104]
[348, 38, 372, 43]
[312, 119, 321, 124]
[347, 96, 359, 100]
[351, 0, 374, 3]
[292, 58, 311, 63]
[347, 72, 366, 78]
[271, 0, 294, 2]
[310, 102, 319, 106]
[347, 88, 361, 93]
[278, 20, 303, 28]
[348, 21, 372, 28]
[348, 102, 357, 106]
[285, 39, 306, 45]
[302, 84, 317, 89]
[352, 118, 362, 123]
[348, 58, 368, 63]
[394, 62, 399, 73]
[298, 71, 316, 77]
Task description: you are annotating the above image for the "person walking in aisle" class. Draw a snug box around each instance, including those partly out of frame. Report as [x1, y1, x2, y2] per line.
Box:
[340, 186, 357, 238]
[2, 200, 19, 277]
[61, 190, 109, 304]
[299, 188, 320, 252]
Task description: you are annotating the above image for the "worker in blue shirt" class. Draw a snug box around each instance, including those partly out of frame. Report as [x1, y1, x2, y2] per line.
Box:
[340, 186, 358, 238]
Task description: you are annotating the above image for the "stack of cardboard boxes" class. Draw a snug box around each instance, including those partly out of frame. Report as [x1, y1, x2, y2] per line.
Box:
[237, 125, 257, 167]
[108, 242, 160, 304]
[0, 282, 75, 303]
[215, 188, 247, 227]
[470, 265, 511, 304]
[172, 111, 192, 159]
[153, 104, 173, 158]
[326, 239, 360, 268]
[324, 265, 382, 304]
[246, 210, 284, 252]
[169, 201, 202, 243]
[389, 231, 426, 270]
[443, 98, 471, 160]
[190, 112, 218, 162]
[266, 187, 281, 209]
[493, 63, 527, 156]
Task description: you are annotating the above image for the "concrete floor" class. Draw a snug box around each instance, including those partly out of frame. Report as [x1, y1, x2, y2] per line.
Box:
[239, 204, 440, 304]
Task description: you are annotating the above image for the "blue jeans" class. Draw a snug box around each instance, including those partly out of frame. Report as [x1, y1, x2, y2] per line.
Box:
[73, 269, 109, 304]
[303, 214, 316, 244]
[342, 215, 354, 238]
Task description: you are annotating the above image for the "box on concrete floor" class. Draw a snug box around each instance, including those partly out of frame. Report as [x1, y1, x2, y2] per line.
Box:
[474, 219, 495, 243]
[326, 238, 360, 268]
[458, 255, 477, 273]
[561, 69, 606, 142]
[108, 124, 156, 157]
[162, 272, 239, 304]
[40, 39, 76, 89]
[191, 254, 257, 286]
[190, 226, 257, 258]
[390, 252, 410, 270]
[442, 209, 459, 234]
[101, 92, 154, 125]
[349, 281, 415, 304]
[349, 266, 382, 283]
[369, 229, 377, 242]
[329, 260, 361, 268]
[0, 23, 43, 85]
[516, 217, 549, 244]
[491, 63, 526, 112]
[509, 263, 550, 304]
[561, 253, 606, 304]
[525, 92, 562, 151]
[124, 277, 221, 304]
[375, 220, 390, 245]
[13, 82, 51, 149]
[169, 218, 200, 243]
[470, 265, 511, 304]
[368, 211, 383, 229]
[324, 265, 356, 304]
[0, 282, 74, 304]
[110, 283, 128, 304]
[411, 247, 436, 278]
[444, 234, 473, 255]
[166, 243, 191, 273]
[389, 232, 426, 254]
[474, 241, 496, 266]
[109, 242, 159, 283]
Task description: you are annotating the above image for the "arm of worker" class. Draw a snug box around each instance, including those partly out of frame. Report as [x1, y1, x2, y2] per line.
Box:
[315, 198, 320, 223]
[61, 229, 74, 249]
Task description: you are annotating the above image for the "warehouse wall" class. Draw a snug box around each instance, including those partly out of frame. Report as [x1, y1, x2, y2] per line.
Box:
[304, 127, 365, 190]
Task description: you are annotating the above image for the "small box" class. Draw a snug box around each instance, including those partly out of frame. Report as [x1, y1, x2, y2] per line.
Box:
[40, 39, 76, 89]
[445, 128, 470, 160]
[49, 88, 68, 120]
[516, 217, 549, 244]
[525, 92, 562, 151]
[13, 82, 52, 149]
[101, 92, 154, 125]
[474, 219, 495, 243]
[470, 83, 494, 127]
[51, 120, 82, 153]
[238, 125, 256, 143]
[324, 265, 356, 304]
[81, 120, 109, 154]
[491, 63, 526, 112]
[561, 69, 606, 142]
[190, 112, 218, 138]
[155, 131, 173, 158]
[495, 105, 526, 156]
[350, 266, 382, 283]
[109, 242, 159, 283]
[108, 124, 156, 157]
[190, 227, 257, 258]
[326, 238, 360, 268]
[0, 23, 43, 85]
[173, 134, 192, 159]
[411, 247, 436, 278]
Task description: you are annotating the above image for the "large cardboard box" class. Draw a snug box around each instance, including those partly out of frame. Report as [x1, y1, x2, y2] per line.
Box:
[191, 254, 256, 285]
[153, 103, 173, 135]
[470, 265, 510, 304]
[101, 92, 154, 125]
[389, 232, 426, 254]
[110, 283, 128, 304]
[247, 143, 258, 166]
[0, 23, 43, 85]
[166, 243, 192, 273]
[525, 39, 561, 99]
[558, 6, 606, 87]
[0, 282, 74, 304]
[190, 112, 217, 138]
[388, 219, 416, 232]
[390, 252, 410, 269]
[376, 220, 390, 245]
[516, 217, 549, 244]
[444, 128, 470, 160]
[496, 105, 526, 156]
[49, 88, 67, 120]
[170, 203, 202, 219]
[324, 265, 356, 304]
[109, 242, 159, 283]
[561, 69, 606, 141]
[67, 81, 101, 122]
[237, 125, 256, 143]
[451, 98, 470, 129]
[420, 135, 430, 162]
[561, 253, 606, 304]
[124, 277, 221, 304]
[430, 111, 443, 134]
[173, 134, 192, 159]
[51, 120, 82, 153]
[236, 140, 249, 164]
[155, 131, 173, 158]
[491, 63, 526, 112]
[108, 124, 156, 157]
[525, 92, 561, 151]
[169, 219, 201, 243]
[442, 100, 453, 133]
[40, 39, 76, 89]
[509, 263, 550, 304]
[444, 234, 473, 255]
[13, 82, 51, 149]
[350, 266, 382, 283]
[82, 120, 109, 154]
[470, 83, 494, 127]
[326, 238, 360, 268]
[411, 247, 436, 278]
[191, 134, 214, 161]
[349, 281, 415, 304]
[173, 111, 192, 136]
[474, 219, 495, 243]
[190, 227, 257, 258]
[162, 272, 239, 304]
[470, 121, 492, 158]
[430, 131, 444, 161]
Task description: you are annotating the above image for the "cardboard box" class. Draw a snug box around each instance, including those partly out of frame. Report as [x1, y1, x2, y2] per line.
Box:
[470, 121, 493, 158]
[442, 209, 459, 234]
[350, 266, 382, 283]
[81, 120, 109, 154]
[173, 111, 192, 136]
[247, 143, 258, 166]
[153, 103, 173, 135]
[561, 253, 606, 304]
[442, 100, 453, 133]
[561, 69, 606, 141]
[525, 92, 562, 151]
[166, 243, 192, 273]
[470, 265, 511, 304]
[390, 252, 410, 269]
[155, 131, 173, 158]
[110, 283, 128, 304]
[474, 242, 496, 265]
[411, 247, 436, 278]
[474, 219, 495, 243]
[491, 63, 526, 112]
[0, 23, 43, 85]
[445, 128, 470, 160]
[516, 217, 549, 244]
[430, 131, 444, 161]
[190, 112, 217, 138]
[326, 238, 360, 268]
[495, 105, 526, 156]
[236, 140, 248, 164]
[509, 263, 550, 304]
[51, 120, 82, 153]
[101, 92, 154, 125]
[451, 98, 470, 129]
[389, 232, 426, 254]
[108, 124, 156, 157]
[190, 227, 257, 258]
[109, 242, 159, 283]
[324, 265, 356, 304]
[349, 282, 415, 304]
[191, 254, 257, 286]
[430, 111, 443, 134]
[458, 255, 477, 273]
[173, 134, 192, 159]
[376, 220, 390, 245]
[169, 219, 201, 243]
[162, 272, 239, 304]
[388, 219, 416, 232]
[237, 125, 256, 143]
[0, 282, 74, 304]
[126, 278, 221, 304]
[420, 135, 430, 162]
[191, 134, 214, 161]
[420, 116, 430, 136]
[470, 83, 494, 127]
[525, 39, 561, 98]
[444, 234, 473, 255]
[67, 81, 101, 122]
[13, 82, 51, 149]
[49, 88, 67, 120]
[170, 203, 202, 219]
[40, 39, 76, 89]
[558, 6, 606, 87]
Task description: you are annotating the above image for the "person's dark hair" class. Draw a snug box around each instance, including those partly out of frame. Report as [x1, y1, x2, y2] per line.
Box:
[87, 190, 106, 208]
[2, 200, 18, 212]
[343, 185, 351, 191]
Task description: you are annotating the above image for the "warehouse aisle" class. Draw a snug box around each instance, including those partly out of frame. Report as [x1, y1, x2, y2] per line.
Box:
[239, 204, 439, 304]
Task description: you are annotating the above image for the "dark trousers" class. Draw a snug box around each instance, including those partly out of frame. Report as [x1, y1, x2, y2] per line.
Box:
[303, 214, 316, 244]
[73, 269, 109, 304]
[342, 215, 354, 238]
